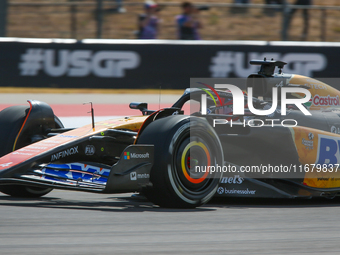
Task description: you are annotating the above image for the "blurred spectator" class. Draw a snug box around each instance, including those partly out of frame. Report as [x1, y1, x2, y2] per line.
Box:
[264, 0, 282, 16]
[108, 0, 125, 13]
[137, 1, 160, 39]
[116, 0, 126, 13]
[230, 0, 250, 14]
[176, 2, 202, 40]
[265, 0, 282, 4]
[234, 0, 250, 3]
[288, 0, 312, 41]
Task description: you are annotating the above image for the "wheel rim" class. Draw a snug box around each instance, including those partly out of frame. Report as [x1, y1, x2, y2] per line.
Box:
[173, 134, 216, 194]
[181, 141, 211, 184]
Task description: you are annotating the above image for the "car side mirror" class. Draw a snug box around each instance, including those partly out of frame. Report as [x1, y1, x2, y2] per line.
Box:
[129, 102, 148, 111]
[129, 102, 153, 115]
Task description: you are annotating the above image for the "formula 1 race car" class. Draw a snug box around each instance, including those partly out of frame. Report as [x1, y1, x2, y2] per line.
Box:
[1, 59, 340, 208]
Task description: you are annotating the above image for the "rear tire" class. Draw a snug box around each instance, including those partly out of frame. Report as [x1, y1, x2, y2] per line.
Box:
[0, 106, 63, 198]
[137, 115, 223, 208]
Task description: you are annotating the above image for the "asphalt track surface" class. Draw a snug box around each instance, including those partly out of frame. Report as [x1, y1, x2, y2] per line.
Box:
[1, 190, 340, 255]
[1, 93, 340, 254]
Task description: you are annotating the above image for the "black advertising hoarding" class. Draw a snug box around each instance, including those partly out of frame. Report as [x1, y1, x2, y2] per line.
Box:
[0, 38, 340, 89]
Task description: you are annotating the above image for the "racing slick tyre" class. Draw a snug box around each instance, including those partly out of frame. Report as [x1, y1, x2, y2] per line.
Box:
[0, 106, 63, 198]
[137, 115, 224, 208]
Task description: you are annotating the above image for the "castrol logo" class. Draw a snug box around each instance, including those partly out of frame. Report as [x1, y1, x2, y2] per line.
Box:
[312, 94, 340, 106]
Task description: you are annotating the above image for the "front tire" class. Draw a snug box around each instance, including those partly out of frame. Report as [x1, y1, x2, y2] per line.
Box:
[137, 115, 223, 208]
[0, 106, 63, 198]
[0, 185, 53, 198]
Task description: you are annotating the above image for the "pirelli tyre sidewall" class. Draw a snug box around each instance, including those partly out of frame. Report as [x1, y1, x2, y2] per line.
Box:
[138, 115, 223, 208]
[0, 106, 63, 198]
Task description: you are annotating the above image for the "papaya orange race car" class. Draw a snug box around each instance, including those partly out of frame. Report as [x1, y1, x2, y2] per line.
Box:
[0, 59, 340, 208]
